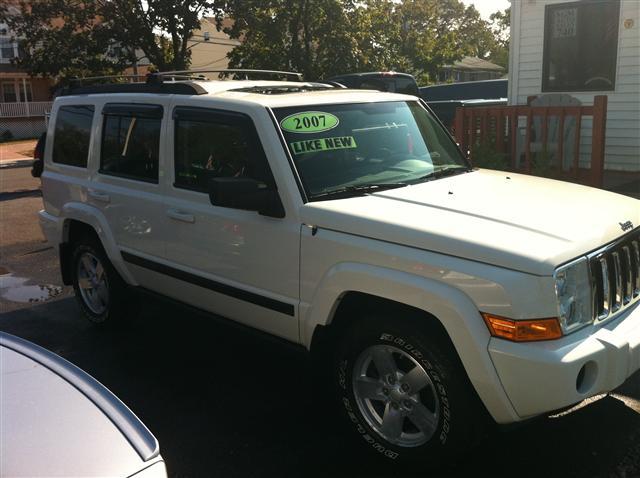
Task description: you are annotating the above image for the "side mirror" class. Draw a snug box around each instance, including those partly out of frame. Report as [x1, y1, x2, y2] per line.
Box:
[208, 177, 285, 218]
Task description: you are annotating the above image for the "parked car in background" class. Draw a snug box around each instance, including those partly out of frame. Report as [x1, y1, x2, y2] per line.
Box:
[31, 132, 47, 178]
[328, 71, 420, 96]
[420, 79, 508, 128]
[0, 332, 167, 477]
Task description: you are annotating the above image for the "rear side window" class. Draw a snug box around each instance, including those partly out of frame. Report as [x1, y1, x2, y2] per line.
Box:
[100, 103, 163, 183]
[52, 105, 94, 167]
[173, 107, 273, 192]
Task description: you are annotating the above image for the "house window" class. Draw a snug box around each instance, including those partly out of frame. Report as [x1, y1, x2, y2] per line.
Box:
[1, 82, 16, 102]
[542, 0, 620, 92]
[0, 41, 16, 60]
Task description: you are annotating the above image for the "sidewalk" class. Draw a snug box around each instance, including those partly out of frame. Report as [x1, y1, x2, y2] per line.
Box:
[0, 140, 37, 168]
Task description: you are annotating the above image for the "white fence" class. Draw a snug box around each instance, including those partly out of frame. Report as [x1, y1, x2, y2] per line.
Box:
[0, 101, 53, 118]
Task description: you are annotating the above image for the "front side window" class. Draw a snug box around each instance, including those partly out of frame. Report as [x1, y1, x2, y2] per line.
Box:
[173, 108, 273, 192]
[52, 105, 94, 167]
[274, 101, 468, 200]
[100, 104, 162, 183]
[542, 0, 620, 92]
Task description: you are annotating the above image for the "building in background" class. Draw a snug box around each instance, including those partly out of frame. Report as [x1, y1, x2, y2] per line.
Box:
[0, 22, 54, 140]
[188, 17, 240, 71]
[508, 0, 639, 173]
[438, 56, 505, 83]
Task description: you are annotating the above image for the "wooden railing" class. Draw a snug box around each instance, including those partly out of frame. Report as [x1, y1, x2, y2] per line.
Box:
[0, 101, 53, 118]
[453, 96, 608, 188]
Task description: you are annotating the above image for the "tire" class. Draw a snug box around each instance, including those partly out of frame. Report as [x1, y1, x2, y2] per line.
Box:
[333, 314, 483, 466]
[70, 236, 129, 324]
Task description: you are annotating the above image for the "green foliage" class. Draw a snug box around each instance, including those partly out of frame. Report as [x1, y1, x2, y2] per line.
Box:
[471, 141, 510, 171]
[1, 0, 510, 83]
[0, 0, 223, 80]
[488, 7, 510, 70]
[221, 0, 510, 82]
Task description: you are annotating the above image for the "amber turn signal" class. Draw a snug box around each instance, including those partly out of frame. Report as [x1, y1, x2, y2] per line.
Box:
[481, 313, 563, 342]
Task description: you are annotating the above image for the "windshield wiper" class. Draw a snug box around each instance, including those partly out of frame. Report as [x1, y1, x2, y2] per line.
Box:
[411, 165, 472, 184]
[310, 182, 408, 200]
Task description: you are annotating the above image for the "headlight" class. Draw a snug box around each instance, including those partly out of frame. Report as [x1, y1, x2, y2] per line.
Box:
[554, 257, 593, 334]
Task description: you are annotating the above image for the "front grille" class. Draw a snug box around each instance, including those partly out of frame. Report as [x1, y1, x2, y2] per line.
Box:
[589, 228, 640, 321]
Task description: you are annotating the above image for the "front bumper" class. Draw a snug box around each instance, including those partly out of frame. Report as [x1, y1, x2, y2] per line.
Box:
[489, 300, 640, 419]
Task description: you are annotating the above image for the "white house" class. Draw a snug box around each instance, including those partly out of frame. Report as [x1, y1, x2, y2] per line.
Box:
[508, 0, 640, 173]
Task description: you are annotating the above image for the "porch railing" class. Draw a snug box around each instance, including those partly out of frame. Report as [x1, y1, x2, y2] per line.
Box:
[0, 101, 53, 118]
[453, 96, 608, 188]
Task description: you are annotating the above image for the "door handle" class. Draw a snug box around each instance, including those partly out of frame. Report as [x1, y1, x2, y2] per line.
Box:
[167, 209, 195, 223]
[88, 189, 110, 203]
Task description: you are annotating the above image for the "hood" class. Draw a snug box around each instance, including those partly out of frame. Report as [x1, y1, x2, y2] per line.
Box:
[300, 169, 640, 276]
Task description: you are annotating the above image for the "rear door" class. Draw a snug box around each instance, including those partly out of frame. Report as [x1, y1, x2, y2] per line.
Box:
[88, 100, 169, 286]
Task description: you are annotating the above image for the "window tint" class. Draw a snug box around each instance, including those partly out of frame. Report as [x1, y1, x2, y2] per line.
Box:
[542, 0, 620, 92]
[52, 105, 94, 167]
[100, 104, 162, 183]
[174, 108, 272, 192]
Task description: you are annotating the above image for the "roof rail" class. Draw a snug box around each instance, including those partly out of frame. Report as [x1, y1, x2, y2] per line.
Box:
[68, 74, 149, 86]
[56, 75, 207, 96]
[152, 69, 303, 82]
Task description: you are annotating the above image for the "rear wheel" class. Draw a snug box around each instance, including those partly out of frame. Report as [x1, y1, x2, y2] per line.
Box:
[71, 237, 129, 324]
[334, 314, 483, 465]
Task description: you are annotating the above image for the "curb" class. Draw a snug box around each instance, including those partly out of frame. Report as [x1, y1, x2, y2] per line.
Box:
[0, 158, 34, 169]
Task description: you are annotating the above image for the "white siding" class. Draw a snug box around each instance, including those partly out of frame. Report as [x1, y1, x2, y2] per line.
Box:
[509, 0, 640, 171]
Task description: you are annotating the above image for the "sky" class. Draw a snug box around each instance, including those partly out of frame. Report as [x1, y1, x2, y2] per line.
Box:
[462, 0, 510, 20]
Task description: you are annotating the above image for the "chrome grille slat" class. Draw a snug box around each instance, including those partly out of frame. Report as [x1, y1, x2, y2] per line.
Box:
[622, 246, 632, 304]
[632, 240, 640, 297]
[588, 229, 640, 322]
[612, 251, 622, 312]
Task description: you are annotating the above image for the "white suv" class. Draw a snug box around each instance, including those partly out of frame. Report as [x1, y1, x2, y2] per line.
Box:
[39, 72, 640, 466]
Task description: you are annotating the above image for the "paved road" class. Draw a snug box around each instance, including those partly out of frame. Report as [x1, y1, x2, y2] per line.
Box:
[1, 167, 639, 477]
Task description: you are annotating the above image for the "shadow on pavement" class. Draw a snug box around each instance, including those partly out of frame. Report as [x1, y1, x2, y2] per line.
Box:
[1, 296, 638, 477]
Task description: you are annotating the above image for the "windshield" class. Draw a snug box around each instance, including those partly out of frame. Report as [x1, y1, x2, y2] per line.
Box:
[274, 101, 469, 200]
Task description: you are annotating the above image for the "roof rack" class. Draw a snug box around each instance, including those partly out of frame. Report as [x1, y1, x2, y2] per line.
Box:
[58, 69, 305, 97]
[68, 74, 148, 86]
[150, 68, 303, 82]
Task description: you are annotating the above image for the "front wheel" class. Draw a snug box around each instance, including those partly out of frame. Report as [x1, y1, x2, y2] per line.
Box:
[334, 316, 483, 465]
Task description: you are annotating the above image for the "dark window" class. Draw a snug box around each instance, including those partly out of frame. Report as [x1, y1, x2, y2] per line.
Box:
[542, 0, 620, 92]
[1, 81, 16, 102]
[173, 107, 273, 192]
[100, 104, 162, 183]
[52, 105, 94, 167]
[0, 42, 15, 60]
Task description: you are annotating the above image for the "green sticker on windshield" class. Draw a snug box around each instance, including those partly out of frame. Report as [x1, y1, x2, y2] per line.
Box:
[280, 111, 339, 133]
[290, 136, 357, 155]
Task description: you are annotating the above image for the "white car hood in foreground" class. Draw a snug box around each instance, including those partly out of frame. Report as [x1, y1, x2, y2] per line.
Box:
[301, 169, 640, 276]
[0, 340, 159, 477]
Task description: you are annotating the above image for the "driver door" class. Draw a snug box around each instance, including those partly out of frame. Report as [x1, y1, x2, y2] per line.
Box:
[152, 104, 300, 341]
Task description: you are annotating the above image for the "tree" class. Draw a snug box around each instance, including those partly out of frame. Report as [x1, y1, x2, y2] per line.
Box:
[488, 7, 510, 70]
[222, 0, 502, 83]
[0, 0, 223, 80]
[221, 0, 369, 80]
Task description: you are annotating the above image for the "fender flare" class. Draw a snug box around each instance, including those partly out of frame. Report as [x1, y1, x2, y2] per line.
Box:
[60, 202, 137, 285]
[300, 262, 519, 423]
